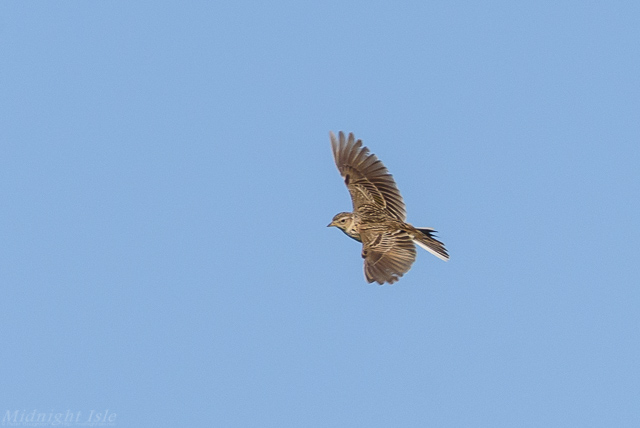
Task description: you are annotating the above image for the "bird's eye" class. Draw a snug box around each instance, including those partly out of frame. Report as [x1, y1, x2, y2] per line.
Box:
[340, 219, 346, 223]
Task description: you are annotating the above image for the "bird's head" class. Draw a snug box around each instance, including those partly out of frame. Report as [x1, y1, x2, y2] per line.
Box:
[327, 212, 353, 230]
[327, 212, 361, 241]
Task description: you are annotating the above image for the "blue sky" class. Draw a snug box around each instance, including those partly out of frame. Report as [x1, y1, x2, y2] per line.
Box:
[2, 1, 639, 427]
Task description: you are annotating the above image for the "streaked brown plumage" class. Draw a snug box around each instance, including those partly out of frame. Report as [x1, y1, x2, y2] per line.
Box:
[328, 131, 448, 284]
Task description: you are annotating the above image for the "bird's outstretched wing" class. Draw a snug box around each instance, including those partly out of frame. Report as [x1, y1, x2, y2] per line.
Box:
[330, 131, 406, 221]
[360, 227, 416, 284]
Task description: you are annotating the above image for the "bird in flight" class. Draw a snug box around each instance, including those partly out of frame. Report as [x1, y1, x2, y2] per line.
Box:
[328, 131, 449, 284]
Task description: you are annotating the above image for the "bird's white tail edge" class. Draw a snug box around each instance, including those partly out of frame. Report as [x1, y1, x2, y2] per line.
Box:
[414, 239, 449, 261]
[412, 227, 449, 261]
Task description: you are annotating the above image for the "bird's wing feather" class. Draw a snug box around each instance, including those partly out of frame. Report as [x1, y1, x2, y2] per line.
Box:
[360, 227, 416, 284]
[331, 131, 406, 221]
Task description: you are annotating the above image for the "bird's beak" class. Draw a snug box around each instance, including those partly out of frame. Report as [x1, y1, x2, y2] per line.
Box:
[327, 222, 334, 227]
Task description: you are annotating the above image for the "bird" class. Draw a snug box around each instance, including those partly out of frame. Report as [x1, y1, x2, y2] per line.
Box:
[327, 131, 448, 284]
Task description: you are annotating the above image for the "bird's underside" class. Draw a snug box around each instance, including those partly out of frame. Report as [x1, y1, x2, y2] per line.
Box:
[328, 131, 448, 285]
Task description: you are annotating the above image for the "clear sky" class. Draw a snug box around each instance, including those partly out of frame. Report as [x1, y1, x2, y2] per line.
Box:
[2, 1, 639, 427]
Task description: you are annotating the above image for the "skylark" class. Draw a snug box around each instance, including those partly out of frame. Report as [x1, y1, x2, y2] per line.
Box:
[328, 131, 449, 284]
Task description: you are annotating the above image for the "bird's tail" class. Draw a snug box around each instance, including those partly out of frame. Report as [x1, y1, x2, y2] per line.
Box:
[412, 228, 449, 261]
